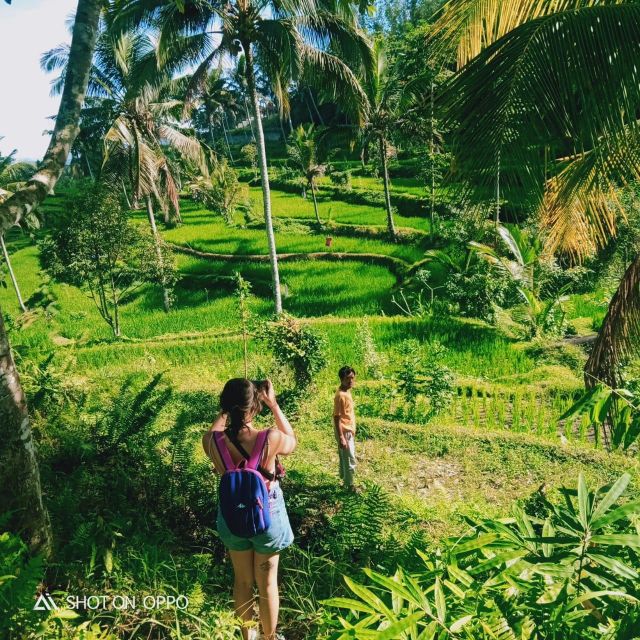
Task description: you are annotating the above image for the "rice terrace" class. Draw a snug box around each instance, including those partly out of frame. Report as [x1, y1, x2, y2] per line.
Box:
[1, 0, 640, 638]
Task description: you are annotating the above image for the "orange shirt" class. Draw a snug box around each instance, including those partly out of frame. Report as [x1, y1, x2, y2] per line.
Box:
[334, 388, 355, 433]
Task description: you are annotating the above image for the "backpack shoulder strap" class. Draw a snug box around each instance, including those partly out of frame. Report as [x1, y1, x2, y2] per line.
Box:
[212, 431, 236, 471]
[247, 430, 269, 470]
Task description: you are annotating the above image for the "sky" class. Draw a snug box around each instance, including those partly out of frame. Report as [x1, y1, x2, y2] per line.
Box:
[0, 0, 77, 161]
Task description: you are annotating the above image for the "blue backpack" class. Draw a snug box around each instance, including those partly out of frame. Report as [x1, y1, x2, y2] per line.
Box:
[213, 430, 271, 538]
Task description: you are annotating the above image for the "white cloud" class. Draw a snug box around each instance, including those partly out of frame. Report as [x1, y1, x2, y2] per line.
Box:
[0, 0, 77, 160]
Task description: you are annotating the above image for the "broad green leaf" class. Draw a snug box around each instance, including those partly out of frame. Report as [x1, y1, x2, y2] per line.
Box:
[447, 564, 474, 587]
[51, 609, 80, 620]
[592, 499, 640, 530]
[450, 614, 473, 633]
[559, 386, 610, 422]
[443, 579, 465, 599]
[593, 473, 631, 527]
[344, 577, 394, 620]
[577, 473, 590, 528]
[434, 577, 446, 623]
[322, 597, 378, 614]
[364, 569, 415, 603]
[373, 612, 425, 640]
[589, 553, 639, 581]
[591, 534, 640, 548]
[567, 590, 639, 608]
[454, 533, 499, 554]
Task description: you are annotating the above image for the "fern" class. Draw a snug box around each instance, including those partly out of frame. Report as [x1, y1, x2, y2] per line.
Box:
[328, 483, 393, 563]
[0, 531, 46, 636]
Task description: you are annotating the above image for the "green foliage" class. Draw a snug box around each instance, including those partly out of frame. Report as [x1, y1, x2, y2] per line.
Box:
[561, 384, 640, 451]
[329, 169, 352, 190]
[39, 182, 176, 336]
[187, 160, 245, 224]
[393, 339, 454, 420]
[258, 313, 327, 407]
[324, 472, 640, 639]
[354, 318, 385, 379]
[240, 143, 258, 180]
[0, 528, 45, 637]
[326, 484, 393, 564]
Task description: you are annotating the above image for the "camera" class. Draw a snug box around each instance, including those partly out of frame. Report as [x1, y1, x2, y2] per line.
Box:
[251, 380, 268, 391]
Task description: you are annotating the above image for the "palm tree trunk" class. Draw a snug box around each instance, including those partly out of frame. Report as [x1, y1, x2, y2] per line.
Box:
[244, 45, 282, 314]
[146, 196, 171, 313]
[308, 88, 325, 126]
[121, 180, 132, 208]
[310, 182, 321, 225]
[430, 80, 436, 233]
[585, 254, 640, 390]
[495, 149, 501, 231]
[379, 136, 397, 239]
[0, 0, 100, 556]
[222, 113, 235, 163]
[1, 234, 26, 312]
[0, 310, 52, 552]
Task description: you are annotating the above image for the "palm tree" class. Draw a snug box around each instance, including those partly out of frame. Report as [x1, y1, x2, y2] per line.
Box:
[287, 124, 328, 225]
[119, 0, 372, 313]
[431, 0, 640, 388]
[360, 41, 408, 240]
[0, 0, 102, 557]
[191, 68, 240, 161]
[43, 26, 206, 312]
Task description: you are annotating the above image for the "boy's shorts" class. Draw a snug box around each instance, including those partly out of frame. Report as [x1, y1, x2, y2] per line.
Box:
[216, 481, 294, 554]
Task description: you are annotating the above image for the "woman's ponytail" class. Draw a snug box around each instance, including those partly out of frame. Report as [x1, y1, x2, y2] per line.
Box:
[220, 378, 262, 436]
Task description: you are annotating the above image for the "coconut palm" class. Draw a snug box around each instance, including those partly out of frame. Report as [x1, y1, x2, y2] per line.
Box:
[359, 40, 408, 240]
[431, 0, 640, 388]
[287, 124, 329, 225]
[117, 0, 372, 313]
[191, 68, 241, 160]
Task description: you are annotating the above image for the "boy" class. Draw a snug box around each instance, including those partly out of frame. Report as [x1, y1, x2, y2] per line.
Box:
[333, 366, 357, 491]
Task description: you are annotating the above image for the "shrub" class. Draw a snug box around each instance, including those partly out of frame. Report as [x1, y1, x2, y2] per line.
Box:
[393, 339, 454, 420]
[0, 527, 45, 638]
[329, 170, 352, 190]
[39, 182, 176, 336]
[445, 261, 512, 323]
[354, 318, 385, 379]
[188, 161, 245, 224]
[258, 313, 327, 407]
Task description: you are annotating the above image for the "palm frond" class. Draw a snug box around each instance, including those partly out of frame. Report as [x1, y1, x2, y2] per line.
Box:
[429, 0, 626, 67]
[299, 45, 368, 125]
[440, 4, 640, 240]
[157, 124, 207, 172]
[585, 255, 640, 388]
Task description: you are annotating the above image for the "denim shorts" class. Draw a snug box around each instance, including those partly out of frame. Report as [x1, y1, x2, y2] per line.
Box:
[216, 481, 294, 554]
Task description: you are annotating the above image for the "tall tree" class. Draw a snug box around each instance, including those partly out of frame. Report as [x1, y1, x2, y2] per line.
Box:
[0, 0, 102, 555]
[121, 0, 372, 313]
[360, 41, 407, 239]
[287, 124, 328, 225]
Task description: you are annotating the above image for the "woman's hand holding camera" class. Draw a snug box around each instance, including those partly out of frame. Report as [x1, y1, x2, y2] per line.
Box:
[258, 379, 278, 411]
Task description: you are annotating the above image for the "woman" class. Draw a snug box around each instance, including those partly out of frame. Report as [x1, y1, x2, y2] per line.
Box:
[203, 378, 296, 640]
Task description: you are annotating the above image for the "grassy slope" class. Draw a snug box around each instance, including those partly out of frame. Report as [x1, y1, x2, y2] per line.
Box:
[3, 187, 637, 638]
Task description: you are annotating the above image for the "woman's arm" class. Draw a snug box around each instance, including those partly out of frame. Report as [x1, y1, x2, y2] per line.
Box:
[260, 381, 297, 455]
[208, 410, 227, 432]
